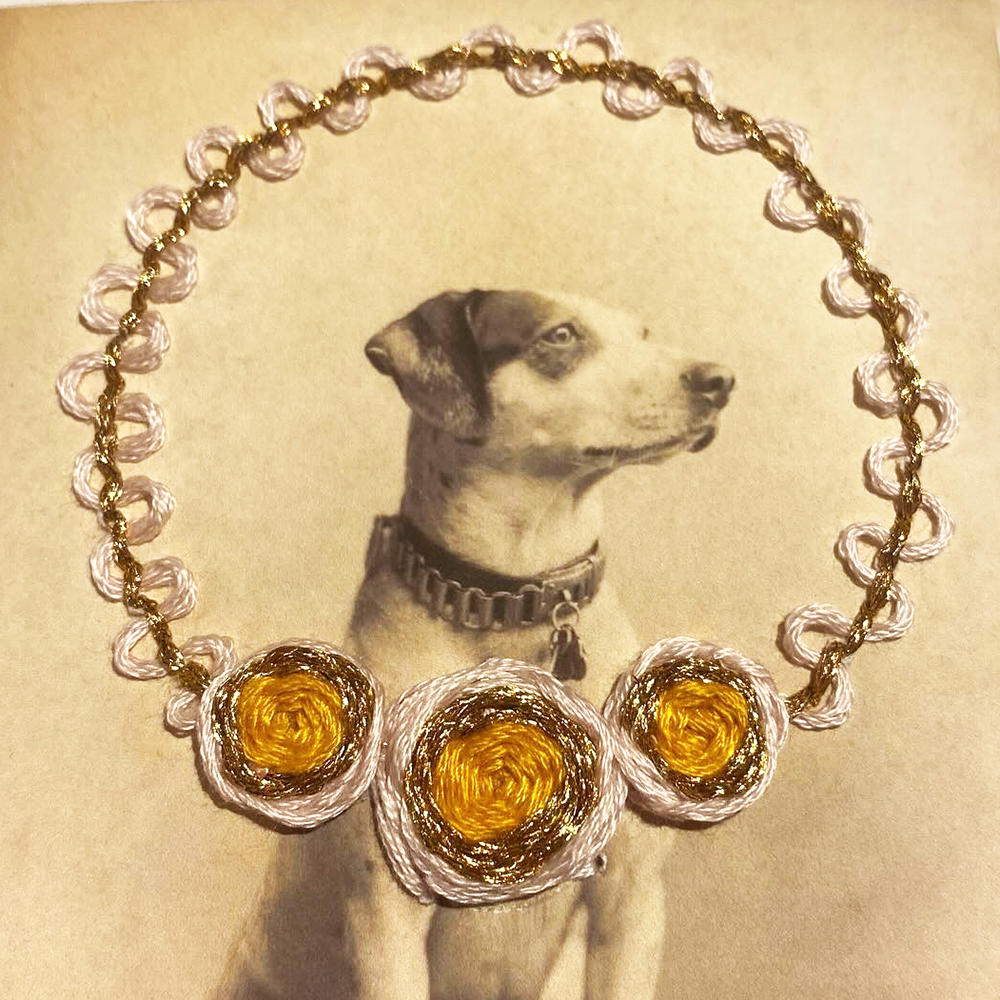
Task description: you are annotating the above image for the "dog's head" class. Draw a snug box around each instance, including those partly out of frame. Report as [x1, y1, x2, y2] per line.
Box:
[365, 289, 734, 469]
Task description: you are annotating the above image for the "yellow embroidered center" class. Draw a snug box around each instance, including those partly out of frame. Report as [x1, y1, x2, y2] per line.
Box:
[654, 678, 750, 778]
[235, 672, 345, 774]
[431, 721, 567, 842]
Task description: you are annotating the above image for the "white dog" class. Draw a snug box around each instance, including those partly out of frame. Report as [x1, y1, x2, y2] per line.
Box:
[218, 289, 733, 1000]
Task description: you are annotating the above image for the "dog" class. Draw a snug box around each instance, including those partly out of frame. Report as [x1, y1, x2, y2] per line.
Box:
[217, 289, 733, 1000]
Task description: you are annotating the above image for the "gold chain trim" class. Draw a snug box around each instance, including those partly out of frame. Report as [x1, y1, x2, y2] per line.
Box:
[88, 42, 925, 715]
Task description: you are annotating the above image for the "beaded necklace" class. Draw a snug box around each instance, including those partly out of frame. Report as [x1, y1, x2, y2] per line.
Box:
[57, 21, 957, 907]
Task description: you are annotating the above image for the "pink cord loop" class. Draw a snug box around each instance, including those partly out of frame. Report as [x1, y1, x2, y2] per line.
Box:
[246, 81, 311, 181]
[164, 635, 237, 736]
[185, 126, 241, 228]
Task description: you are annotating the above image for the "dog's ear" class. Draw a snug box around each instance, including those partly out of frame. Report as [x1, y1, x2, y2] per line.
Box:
[365, 290, 490, 438]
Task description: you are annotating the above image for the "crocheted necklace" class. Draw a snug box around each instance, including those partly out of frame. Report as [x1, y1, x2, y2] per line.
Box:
[59, 21, 956, 906]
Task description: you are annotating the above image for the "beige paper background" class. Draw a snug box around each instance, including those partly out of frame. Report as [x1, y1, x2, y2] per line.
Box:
[1, 0, 998, 997]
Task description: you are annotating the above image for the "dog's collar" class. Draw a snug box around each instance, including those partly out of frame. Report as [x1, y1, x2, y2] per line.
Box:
[365, 515, 605, 630]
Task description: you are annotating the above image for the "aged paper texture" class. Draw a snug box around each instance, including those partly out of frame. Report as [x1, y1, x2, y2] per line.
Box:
[1, 1, 998, 998]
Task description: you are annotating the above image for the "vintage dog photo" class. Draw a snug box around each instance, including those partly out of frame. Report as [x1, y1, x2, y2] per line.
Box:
[4, 4, 988, 999]
[217, 288, 734, 1000]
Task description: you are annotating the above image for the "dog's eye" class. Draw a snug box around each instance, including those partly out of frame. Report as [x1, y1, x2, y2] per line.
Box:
[527, 321, 590, 379]
[539, 323, 579, 347]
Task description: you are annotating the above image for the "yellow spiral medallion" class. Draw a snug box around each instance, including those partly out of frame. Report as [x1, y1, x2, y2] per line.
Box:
[654, 678, 750, 778]
[212, 644, 376, 798]
[404, 685, 599, 884]
[431, 721, 566, 841]
[236, 672, 346, 774]
[618, 658, 768, 800]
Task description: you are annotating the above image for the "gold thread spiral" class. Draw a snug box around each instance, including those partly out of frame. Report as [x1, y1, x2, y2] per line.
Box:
[212, 644, 375, 798]
[404, 686, 599, 884]
[618, 658, 768, 800]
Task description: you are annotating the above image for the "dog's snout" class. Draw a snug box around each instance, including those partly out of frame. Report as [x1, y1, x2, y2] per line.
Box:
[682, 363, 735, 407]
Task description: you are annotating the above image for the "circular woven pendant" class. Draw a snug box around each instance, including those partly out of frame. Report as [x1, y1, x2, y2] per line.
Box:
[374, 658, 626, 905]
[197, 639, 383, 828]
[604, 638, 788, 823]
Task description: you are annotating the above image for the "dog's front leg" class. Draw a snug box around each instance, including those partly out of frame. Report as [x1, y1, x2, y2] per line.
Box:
[216, 796, 433, 1000]
[345, 806, 436, 1000]
[582, 811, 673, 1000]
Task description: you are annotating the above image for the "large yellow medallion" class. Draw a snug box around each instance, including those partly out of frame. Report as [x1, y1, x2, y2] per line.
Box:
[404, 686, 599, 884]
[431, 720, 566, 841]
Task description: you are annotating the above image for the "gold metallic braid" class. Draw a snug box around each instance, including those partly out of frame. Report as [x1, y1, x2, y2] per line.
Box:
[618, 659, 768, 800]
[212, 644, 376, 798]
[403, 686, 599, 884]
[89, 42, 925, 715]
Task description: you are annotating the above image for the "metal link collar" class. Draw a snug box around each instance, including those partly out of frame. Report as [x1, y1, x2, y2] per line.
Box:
[365, 516, 605, 631]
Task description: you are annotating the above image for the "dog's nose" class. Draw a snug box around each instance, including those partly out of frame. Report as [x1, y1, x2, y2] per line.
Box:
[365, 340, 395, 376]
[682, 363, 735, 408]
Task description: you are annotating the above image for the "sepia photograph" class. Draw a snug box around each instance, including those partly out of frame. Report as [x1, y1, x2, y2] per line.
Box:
[1, 1, 998, 998]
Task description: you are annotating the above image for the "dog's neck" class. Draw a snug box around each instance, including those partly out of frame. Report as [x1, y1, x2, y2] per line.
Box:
[399, 418, 608, 577]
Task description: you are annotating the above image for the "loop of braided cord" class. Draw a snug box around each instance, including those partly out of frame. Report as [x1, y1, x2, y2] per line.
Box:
[57, 19, 956, 736]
